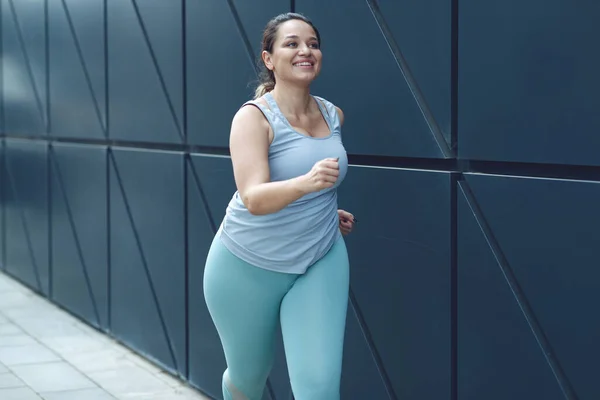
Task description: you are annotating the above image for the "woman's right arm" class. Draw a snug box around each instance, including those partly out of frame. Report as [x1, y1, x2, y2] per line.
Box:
[229, 105, 339, 216]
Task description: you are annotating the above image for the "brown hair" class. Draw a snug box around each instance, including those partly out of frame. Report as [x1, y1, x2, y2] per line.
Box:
[254, 13, 321, 99]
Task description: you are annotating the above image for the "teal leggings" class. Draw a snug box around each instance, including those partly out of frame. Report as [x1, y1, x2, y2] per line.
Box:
[203, 235, 350, 400]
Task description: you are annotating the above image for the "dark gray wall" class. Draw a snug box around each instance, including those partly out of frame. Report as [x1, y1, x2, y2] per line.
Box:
[1, 1, 598, 399]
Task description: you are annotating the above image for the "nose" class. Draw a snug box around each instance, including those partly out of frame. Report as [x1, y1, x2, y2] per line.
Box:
[298, 43, 312, 56]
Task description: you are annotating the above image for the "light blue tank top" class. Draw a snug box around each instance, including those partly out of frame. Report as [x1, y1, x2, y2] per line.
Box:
[218, 92, 348, 274]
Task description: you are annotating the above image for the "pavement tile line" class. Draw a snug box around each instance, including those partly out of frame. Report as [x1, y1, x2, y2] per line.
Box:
[0, 272, 211, 400]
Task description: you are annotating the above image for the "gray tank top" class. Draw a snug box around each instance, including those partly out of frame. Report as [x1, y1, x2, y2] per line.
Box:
[218, 92, 348, 274]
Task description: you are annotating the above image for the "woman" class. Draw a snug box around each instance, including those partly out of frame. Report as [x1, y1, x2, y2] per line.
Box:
[203, 12, 356, 400]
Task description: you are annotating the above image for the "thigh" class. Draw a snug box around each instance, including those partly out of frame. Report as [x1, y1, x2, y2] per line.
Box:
[204, 236, 294, 398]
[279, 238, 350, 400]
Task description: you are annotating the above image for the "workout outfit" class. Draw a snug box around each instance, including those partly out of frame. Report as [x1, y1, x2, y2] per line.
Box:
[204, 92, 349, 400]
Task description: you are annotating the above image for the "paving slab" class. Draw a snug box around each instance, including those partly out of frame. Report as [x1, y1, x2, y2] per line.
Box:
[0, 272, 211, 400]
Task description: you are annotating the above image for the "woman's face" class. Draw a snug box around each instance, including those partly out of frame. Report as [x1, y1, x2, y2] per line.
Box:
[264, 19, 322, 86]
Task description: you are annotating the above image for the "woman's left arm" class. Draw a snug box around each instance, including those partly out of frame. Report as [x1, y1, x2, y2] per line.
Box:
[336, 107, 353, 235]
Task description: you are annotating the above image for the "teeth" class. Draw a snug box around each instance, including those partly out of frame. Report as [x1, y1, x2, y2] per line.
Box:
[294, 62, 312, 66]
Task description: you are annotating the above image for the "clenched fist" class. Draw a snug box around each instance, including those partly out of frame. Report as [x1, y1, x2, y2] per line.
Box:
[338, 209, 356, 235]
[299, 157, 340, 194]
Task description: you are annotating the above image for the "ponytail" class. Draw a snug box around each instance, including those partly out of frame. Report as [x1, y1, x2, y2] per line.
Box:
[253, 69, 275, 99]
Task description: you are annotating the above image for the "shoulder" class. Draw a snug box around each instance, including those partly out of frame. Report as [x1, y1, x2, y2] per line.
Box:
[232, 99, 270, 129]
[230, 98, 273, 145]
[334, 106, 345, 126]
[314, 95, 345, 126]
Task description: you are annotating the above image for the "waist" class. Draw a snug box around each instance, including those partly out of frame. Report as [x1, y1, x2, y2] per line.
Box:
[219, 191, 340, 273]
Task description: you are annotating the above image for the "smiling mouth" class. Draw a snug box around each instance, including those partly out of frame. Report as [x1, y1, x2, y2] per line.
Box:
[293, 62, 314, 67]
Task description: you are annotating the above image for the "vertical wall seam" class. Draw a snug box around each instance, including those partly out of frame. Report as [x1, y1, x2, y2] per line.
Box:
[45, 0, 49, 134]
[47, 145, 52, 298]
[4, 154, 44, 292]
[365, 0, 453, 159]
[50, 147, 102, 326]
[450, 0, 460, 396]
[109, 151, 180, 372]
[187, 159, 216, 234]
[450, 173, 459, 400]
[450, 0, 459, 154]
[106, 147, 111, 331]
[182, 0, 188, 143]
[181, 0, 189, 380]
[104, 0, 109, 137]
[1, 141, 5, 269]
[104, 0, 111, 333]
[1, 0, 4, 137]
[458, 180, 578, 399]
[1, 0, 5, 270]
[46, 0, 52, 300]
[183, 155, 190, 380]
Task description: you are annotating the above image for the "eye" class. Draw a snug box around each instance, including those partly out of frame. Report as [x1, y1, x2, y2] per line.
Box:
[286, 42, 297, 47]
[309, 42, 320, 49]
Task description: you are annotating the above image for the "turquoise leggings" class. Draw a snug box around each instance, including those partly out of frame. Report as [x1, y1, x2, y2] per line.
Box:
[203, 235, 350, 400]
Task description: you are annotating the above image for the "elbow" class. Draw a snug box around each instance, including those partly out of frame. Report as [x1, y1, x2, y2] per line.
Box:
[242, 193, 264, 216]
[247, 203, 262, 216]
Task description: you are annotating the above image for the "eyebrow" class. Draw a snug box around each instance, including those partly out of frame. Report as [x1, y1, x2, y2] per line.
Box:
[284, 34, 318, 41]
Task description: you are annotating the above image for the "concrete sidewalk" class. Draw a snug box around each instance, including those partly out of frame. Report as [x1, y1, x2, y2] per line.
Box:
[0, 272, 211, 400]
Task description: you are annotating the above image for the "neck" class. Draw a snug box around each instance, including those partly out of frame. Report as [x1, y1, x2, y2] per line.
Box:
[270, 81, 312, 116]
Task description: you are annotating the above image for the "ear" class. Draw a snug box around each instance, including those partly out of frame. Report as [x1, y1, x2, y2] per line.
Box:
[262, 50, 274, 71]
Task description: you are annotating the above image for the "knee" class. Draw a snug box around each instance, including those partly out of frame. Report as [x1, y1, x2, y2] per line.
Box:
[223, 369, 265, 400]
[290, 368, 341, 400]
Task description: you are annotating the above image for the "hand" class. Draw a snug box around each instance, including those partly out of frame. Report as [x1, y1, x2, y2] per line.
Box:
[298, 158, 339, 194]
[338, 209, 356, 236]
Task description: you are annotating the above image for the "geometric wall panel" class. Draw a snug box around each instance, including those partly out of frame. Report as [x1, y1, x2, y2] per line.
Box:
[1, 0, 46, 135]
[264, 331, 291, 400]
[0, 139, 7, 269]
[187, 154, 235, 399]
[2, 1, 599, 399]
[51, 144, 107, 330]
[338, 166, 452, 399]
[108, 1, 183, 143]
[186, 0, 257, 148]
[340, 310, 391, 400]
[461, 174, 600, 399]
[378, 0, 452, 140]
[457, 183, 565, 400]
[49, 0, 106, 139]
[109, 149, 186, 375]
[0, 140, 4, 269]
[459, 0, 600, 165]
[297, 0, 446, 159]
[3, 140, 49, 294]
[231, 0, 289, 54]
